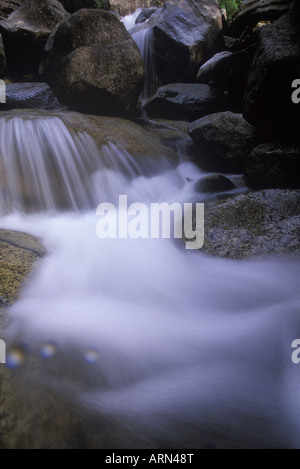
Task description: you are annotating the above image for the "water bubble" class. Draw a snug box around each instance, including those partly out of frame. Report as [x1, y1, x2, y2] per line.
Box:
[41, 342, 57, 359]
[6, 347, 26, 369]
[84, 348, 99, 364]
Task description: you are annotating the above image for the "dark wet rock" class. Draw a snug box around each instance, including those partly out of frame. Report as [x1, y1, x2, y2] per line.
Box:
[229, 0, 293, 38]
[243, 4, 300, 139]
[144, 83, 230, 121]
[150, 0, 222, 84]
[197, 46, 255, 109]
[59, 0, 111, 13]
[245, 144, 300, 189]
[203, 189, 300, 258]
[3, 82, 62, 110]
[195, 174, 236, 193]
[42, 9, 145, 116]
[136, 7, 158, 24]
[0, 0, 69, 74]
[189, 111, 258, 172]
[0, 34, 6, 75]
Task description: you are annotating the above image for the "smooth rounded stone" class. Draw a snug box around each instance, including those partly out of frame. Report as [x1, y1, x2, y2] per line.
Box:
[189, 111, 258, 173]
[0, 33, 6, 75]
[0, 0, 69, 74]
[59, 0, 111, 13]
[3, 82, 62, 110]
[144, 84, 230, 121]
[149, 0, 222, 84]
[203, 189, 300, 259]
[41, 9, 145, 116]
[229, 0, 293, 37]
[243, 3, 300, 139]
[197, 51, 234, 83]
[135, 7, 158, 24]
[195, 174, 236, 193]
[0, 229, 45, 306]
[245, 144, 300, 189]
[110, 0, 163, 17]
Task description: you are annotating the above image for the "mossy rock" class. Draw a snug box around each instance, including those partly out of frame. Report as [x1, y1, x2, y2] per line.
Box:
[0, 229, 45, 306]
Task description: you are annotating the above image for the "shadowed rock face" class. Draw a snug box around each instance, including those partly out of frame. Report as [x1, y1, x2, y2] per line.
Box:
[41, 9, 145, 116]
[189, 111, 258, 173]
[0, 0, 69, 74]
[144, 83, 230, 121]
[243, 3, 300, 139]
[148, 0, 222, 84]
[0, 229, 45, 306]
[230, 0, 293, 38]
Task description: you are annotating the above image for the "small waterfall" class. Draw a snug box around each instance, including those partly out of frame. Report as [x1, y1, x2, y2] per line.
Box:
[0, 114, 172, 215]
[122, 12, 158, 104]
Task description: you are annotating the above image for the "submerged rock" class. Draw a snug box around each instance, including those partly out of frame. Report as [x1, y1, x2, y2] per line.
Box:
[195, 175, 236, 194]
[189, 112, 258, 173]
[144, 84, 229, 121]
[203, 189, 300, 259]
[3, 83, 62, 110]
[42, 9, 145, 116]
[0, 229, 45, 306]
[0, 0, 69, 74]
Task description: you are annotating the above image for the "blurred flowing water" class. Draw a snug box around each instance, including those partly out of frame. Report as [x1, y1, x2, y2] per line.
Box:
[122, 11, 158, 104]
[0, 111, 300, 448]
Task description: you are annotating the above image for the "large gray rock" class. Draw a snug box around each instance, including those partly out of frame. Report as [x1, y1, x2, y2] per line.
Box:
[2, 82, 62, 110]
[42, 9, 145, 116]
[203, 189, 300, 259]
[149, 0, 222, 84]
[189, 111, 258, 172]
[230, 0, 293, 38]
[0, 0, 69, 74]
[243, 3, 300, 139]
[245, 144, 300, 189]
[144, 83, 230, 121]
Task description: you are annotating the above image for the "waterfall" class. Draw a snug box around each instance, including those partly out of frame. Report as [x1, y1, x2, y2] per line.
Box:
[122, 12, 158, 104]
[0, 114, 174, 215]
[1, 113, 300, 448]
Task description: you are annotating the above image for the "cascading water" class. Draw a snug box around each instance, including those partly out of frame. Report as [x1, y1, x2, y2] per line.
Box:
[0, 111, 300, 449]
[122, 12, 158, 105]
